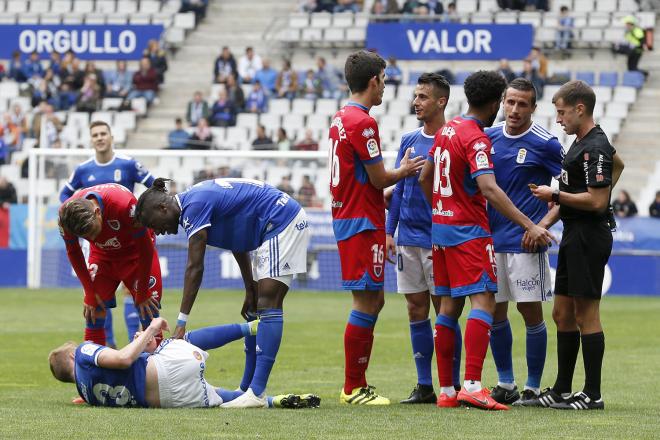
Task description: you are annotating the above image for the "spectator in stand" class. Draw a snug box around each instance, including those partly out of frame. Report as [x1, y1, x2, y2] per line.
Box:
[214, 46, 238, 84]
[519, 59, 544, 99]
[497, 59, 516, 83]
[76, 74, 102, 114]
[61, 57, 85, 91]
[426, 0, 444, 14]
[57, 83, 78, 110]
[277, 175, 295, 197]
[621, 16, 648, 76]
[31, 103, 63, 148]
[238, 47, 263, 85]
[297, 175, 317, 208]
[225, 74, 245, 112]
[84, 61, 106, 96]
[254, 58, 278, 96]
[143, 39, 168, 83]
[402, 0, 426, 14]
[371, 0, 399, 14]
[105, 60, 133, 99]
[252, 124, 274, 150]
[127, 57, 159, 105]
[334, 0, 360, 12]
[30, 68, 61, 107]
[443, 2, 460, 23]
[188, 117, 213, 150]
[8, 50, 26, 83]
[0, 62, 5, 81]
[294, 128, 319, 151]
[276, 60, 298, 100]
[22, 51, 44, 80]
[10, 103, 28, 134]
[556, 6, 574, 53]
[180, 0, 208, 23]
[276, 128, 291, 151]
[0, 113, 21, 156]
[49, 52, 62, 76]
[528, 47, 548, 81]
[314, 0, 337, 13]
[246, 81, 268, 114]
[315, 57, 343, 99]
[210, 89, 236, 127]
[299, 0, 317, 13]
[649, 191, 660, 218]
[612, 190, 638, 218]
[168, 118, 190, 149]
[300, 69, 322, 100]
[0, 176, 17, 208]
[186, 91, 210, 127]
[384, 57, 403, 86]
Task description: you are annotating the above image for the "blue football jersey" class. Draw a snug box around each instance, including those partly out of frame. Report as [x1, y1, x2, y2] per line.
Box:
[486, 121, 563, 253]
[175, 178, 302, 252]
[74, 342, 149, 407]
[385, 127, 435, 248]
[60, 154, 154, 202]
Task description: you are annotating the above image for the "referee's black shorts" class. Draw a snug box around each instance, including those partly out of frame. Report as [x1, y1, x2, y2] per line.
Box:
[555, 219, 613, 300]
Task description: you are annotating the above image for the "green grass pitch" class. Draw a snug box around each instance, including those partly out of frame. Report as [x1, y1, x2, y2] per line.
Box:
[1, 288, 659, 439]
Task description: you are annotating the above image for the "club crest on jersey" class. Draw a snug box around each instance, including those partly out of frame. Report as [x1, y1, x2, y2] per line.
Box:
[148, 276, 157, 289]
[516, 148, 527, 164]
[193, 351, 202, 361]
[475, 151, 489, 169]
[373, 265, 383, 278]
[107, 220, 121, 230]
[561, 169, 568, 184]
[114, 169, 122, 182]
[361, 127, 375, 138]
[472, 141, 488, 152]
[366, 138, 379, 158]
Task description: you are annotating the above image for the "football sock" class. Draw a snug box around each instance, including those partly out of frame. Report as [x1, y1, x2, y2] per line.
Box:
[525, 321, 547, 390]
[344, 310, 377, 394]
[581, 332, 605, 400]
[103, 308, 115, 347]
[440, 386, 456, 397]
[239, 312, 258, 392]
[123, 296, 140, 342]
[409, 319, 434, 387]
[249, 309, 283, 397]
[464, 309, 493, 382]
[85, 317, 106, 346]
[452, 321, 462, 389]
[552, 330, 581, 395]
[216, 387, 244, 403]
[490, 319, 514, 386]
[185, 324, 246, 350]
[434, 314, 457, 388]
[464, 380, 482, 393]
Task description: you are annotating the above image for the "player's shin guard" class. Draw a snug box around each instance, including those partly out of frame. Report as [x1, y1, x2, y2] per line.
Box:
[453, 321, 462, 389]
[185, 324, 247, 350]
[464, 310, 493, 382]
[103, 308, 115, 347]
[249, 309, 283, 396]
[409, 319, 434, 386]
[435, 314, 457, 388]
[240, 312, 258, 392]
[85, 317, 107, 346]
[490, 319, 514, 385]
[525, 321, 547, 390]
[123, 296, 140, 342]
[344, 310, 377, 394]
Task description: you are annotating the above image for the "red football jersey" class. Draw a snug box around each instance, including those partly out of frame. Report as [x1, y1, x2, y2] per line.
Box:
[329, 103, 384, 241]
[428, 116, 495, 247]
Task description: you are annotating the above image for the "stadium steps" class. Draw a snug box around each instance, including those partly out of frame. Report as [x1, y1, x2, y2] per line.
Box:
[125, 0, 297, 149]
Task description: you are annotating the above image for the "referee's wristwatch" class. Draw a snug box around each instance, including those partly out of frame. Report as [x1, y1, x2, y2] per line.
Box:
[552, 189, 560, 204]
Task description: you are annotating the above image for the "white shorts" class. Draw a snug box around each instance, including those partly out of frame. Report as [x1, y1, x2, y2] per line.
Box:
[252, 209, 310, 284]
[495, 252, 553, 303]
[395, 245, 435, 294]
[151, 339, 223, 408]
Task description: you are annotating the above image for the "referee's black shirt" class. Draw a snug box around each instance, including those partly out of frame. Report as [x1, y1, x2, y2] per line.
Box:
[558, 125, 615, 221]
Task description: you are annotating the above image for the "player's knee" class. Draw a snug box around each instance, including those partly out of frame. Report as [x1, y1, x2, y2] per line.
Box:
[552, 306, 575, 329]
[406, 295, 430, 321]
[517, 302, 543, 326]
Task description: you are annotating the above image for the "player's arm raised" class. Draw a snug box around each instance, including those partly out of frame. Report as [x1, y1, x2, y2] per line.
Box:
[233, 251, 258, 320]
[97, 318, 169, 369]
[365, 147, 425, 189]
[174, 228, 208, 338]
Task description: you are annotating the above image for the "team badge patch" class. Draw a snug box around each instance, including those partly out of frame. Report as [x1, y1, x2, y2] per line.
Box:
[107, 220, 121, 230]
[472, 141, 488, 152]
[561, 169, 568, 184]
[366, 138, 379, 158]
[148, 276, 157, 289]
[114, 169, 122, 182]
[475, 151, 489, 169]
[516, 148, 527, 164]
[373, 265, 383, 278]
[193, 351, 202, 361]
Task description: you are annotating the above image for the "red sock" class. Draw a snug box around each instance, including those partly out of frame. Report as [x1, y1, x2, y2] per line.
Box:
[464, 318, 491, 382]
[84, 327, 106, 346]
[435, 324, 456, 388]
[343, 323, 374, 394]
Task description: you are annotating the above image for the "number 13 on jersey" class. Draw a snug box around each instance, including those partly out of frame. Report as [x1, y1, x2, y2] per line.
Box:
[433, 147, 453, 196]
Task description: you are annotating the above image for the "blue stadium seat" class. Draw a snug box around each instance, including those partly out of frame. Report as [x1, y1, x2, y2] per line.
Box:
[598, 71, 619, 87]
[454, 71, 472, 85]
[408, 71, 423, 85]
[575, 71, 595, 86]
[622, 71, 645, 89]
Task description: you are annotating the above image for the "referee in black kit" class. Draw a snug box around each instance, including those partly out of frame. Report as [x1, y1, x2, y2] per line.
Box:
[527, 80, 625, 410]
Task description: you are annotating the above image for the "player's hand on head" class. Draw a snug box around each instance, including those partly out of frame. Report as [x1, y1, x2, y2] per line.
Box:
[149, 317, 169, 333]
[385, 234, 396, 264]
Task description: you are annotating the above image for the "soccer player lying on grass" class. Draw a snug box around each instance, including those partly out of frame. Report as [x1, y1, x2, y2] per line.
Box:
[59, 183, 162, 348]
[48, 317, 320, 409]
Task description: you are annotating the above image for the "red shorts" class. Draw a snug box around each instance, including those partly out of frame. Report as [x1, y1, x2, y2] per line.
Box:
[88, 246, 162, 308]
[433, 237, 498, 298]
[337, 230, 385, 291]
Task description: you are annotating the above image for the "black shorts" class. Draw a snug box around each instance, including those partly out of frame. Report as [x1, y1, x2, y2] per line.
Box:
[555, 219, 612, 299]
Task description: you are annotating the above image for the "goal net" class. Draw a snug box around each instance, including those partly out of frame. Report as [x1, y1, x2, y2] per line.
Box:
[27, 147, 399, 292]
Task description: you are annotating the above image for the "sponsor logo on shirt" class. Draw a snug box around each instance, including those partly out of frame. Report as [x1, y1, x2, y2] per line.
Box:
[475, 151, 489, 169]
[107, 220, 121, 230]
[361, 127, 375, 138]
[366, 138, 379, 158]
[295, 220, 308, 230]
[95, 237, 121, 249]
[432, 199, 454, 217]
[515, 274, 542, 292]
[441, 125, 456, 139]
[331, 199, 343, 208]
[561, 169, 568, 185]
[114, 169, 122, 182]
[516, 148, 527, 164]
[87, 174, 96, 182]
[473, 141, 488, 152]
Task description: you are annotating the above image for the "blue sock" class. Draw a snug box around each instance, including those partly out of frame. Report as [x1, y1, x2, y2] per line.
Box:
[104, 308, 115, 347]
[215, 387, 244, 403]
[490, 319, 514, 385]
[240, 313, 258, 392]
[409, 319, 434, 386]
[249, 309, 283, 396]
[453, 321, 462, 388]
[124, 296, 140, 342]
[185, 324, 247, 350]
[348, 309, 377, 328]
[525, 321, 548, 390]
